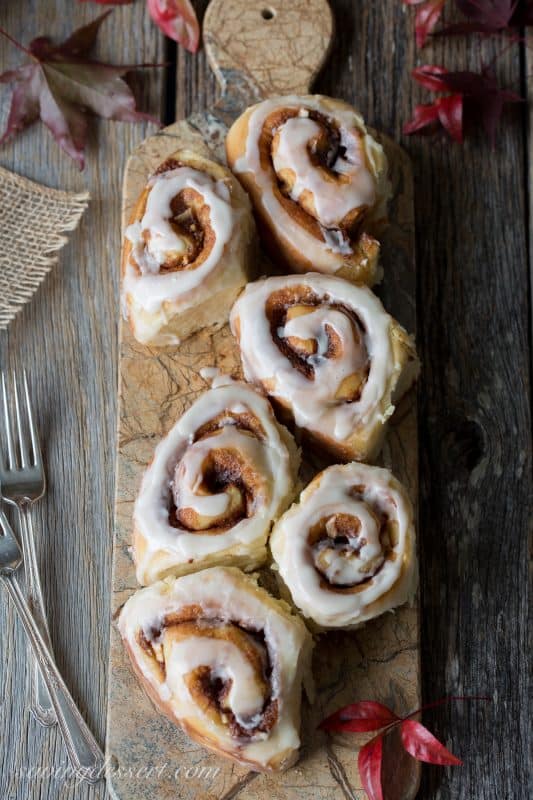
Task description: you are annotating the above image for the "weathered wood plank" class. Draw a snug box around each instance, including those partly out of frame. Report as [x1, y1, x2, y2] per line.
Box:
[0, 1, 530, 799]
[316, 4, 531, 799]
[0, 2, 165, 799]
[108, 106, 419, 799]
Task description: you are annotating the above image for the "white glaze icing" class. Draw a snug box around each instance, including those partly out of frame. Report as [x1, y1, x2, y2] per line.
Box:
[133, 382, 298, 584]
[173, 426, 270, 521]
[316, 505, 384, 585]
[230, 273, 396, 443]
[272, 116, 375, 227]
[270, 463, 416, 628]
[123, 167, 236, 314]
[165, 636, 266, 728]
[118, 567, 312, 769]
[233, 95, 387, 271]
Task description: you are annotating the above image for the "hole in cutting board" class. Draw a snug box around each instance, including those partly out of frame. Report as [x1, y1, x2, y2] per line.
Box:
[261, 7, 275, 20]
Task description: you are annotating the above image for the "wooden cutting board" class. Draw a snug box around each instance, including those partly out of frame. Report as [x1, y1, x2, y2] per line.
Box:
[106, 2, 420, 798]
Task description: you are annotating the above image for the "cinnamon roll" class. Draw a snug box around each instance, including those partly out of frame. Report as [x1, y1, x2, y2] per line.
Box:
[133, 381, 300, 584]
[226, 95, 390, 284]
[230, 273, 419, 463]
[122, 148, 256, 346]
[118, 566, 313, 772]
[270, 463, 416, 629]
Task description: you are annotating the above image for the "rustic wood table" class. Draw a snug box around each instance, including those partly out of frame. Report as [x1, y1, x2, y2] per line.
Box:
[0, 2, 530, 799]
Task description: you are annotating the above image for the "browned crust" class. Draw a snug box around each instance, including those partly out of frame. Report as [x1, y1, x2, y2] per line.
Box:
[231, 309, 418, 464]
[121, 625, 299, 773]
[121, 148, 256, 344]
[225, 99, 384, 284]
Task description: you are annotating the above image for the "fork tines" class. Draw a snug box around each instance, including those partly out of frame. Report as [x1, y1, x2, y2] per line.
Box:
[0, 371, 43, 476]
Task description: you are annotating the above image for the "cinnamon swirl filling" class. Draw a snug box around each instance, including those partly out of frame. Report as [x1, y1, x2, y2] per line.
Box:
[270, 463, 416, 629]
[132, 382, 299, 584]
[226, 94, 390, 283]
[138, 610, 278, 740]
[230, 273, 419, 462]
[119, 567, 313, 771]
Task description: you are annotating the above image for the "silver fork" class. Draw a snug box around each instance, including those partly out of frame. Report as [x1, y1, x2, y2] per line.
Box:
[0, 508, 104, 783]
[0, 371, 55, 726]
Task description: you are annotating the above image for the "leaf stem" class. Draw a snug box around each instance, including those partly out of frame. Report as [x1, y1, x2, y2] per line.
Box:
[0, 26, 33, 57]
[375, 694, 492, 739]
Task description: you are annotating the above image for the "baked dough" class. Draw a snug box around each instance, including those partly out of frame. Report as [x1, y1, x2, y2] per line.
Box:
[118, 567, 313, 772]
[122, 148, 256, 346]
[230, 272, 419, 462]
[133, 380, 300, 584]
[226, 95, 390, 284]
[270, 463, 417, 629]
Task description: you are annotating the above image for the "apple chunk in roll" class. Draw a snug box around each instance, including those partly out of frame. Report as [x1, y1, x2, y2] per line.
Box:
[133, 381, 300, 584]
[230, 273, 419, 463]
[226, 94, 390, 285]
[270, 463, 417, 630]
[121, 148, 256, 346]
[118, 567, 313, 772]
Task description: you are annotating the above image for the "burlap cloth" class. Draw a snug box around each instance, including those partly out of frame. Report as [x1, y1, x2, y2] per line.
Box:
[0, 165, 89, 329]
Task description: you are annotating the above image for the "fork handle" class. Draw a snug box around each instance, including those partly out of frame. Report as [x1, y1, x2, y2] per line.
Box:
[18, 505, 56, 726]
[1, 573, 105, 784]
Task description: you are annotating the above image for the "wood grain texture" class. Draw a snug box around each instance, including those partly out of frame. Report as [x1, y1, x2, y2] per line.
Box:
[108, 113, 419, 800]
[204, 0, 333, 96]
[0, 2, 165, 799]
[0, 1, 530, 799]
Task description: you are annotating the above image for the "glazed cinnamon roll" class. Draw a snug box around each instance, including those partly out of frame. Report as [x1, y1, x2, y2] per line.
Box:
[122, 148, 256, 346]
[118, 567, 313, 772]
[226, 95, 390, 284]
[230, 273, 419, 463]
[133, 381, 300, 584]
[270, 463, 416, 629]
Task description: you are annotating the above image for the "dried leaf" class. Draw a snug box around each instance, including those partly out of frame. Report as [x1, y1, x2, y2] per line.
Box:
[403, 101, 440, 134]
[437, 0, 533, 34]
[403, 0, 447, 46]
[147, 0, 200, 51]
[456, 0, 518, 28]
[319, 701, 399, 733]
[358, 735, 384, 800]
[436, 94, 464, 140]
[0, 12, 159, 169]
[412, 64, 452, 91]
[400, 720, 463, 765]
[407, 64, 522, 144]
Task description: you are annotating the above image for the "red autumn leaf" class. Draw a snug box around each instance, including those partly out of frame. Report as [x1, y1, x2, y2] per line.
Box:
[407, 64, 522, 144]
[436, 93, 463, 140]
[403, 95, 463, 140]
[319, 701, 399, 733]
[412, 64, 451, 91]
[436, 69, 522, 144]
[403, 0, 447, 47]
[456, 0, 518, 27]
[400, 720, 463, 765]
[403, 101, 440, 134]
[0, 12, 159, 170]
[358, 735, 384, 800]
[147, 0, 200, 52]
[437, 0, 533, 34]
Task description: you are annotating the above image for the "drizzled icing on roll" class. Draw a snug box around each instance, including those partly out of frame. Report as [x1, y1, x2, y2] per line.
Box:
[226, 94, 389, 284]
[133, 382, 300, 584]
[271, 114, 376, 229]
[121, 149, 255, 346]
[119, 567, 313, 771]
[270, 463, 417, 629]
[230, 273, 418, 462]
[124, 167, 235, 313]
